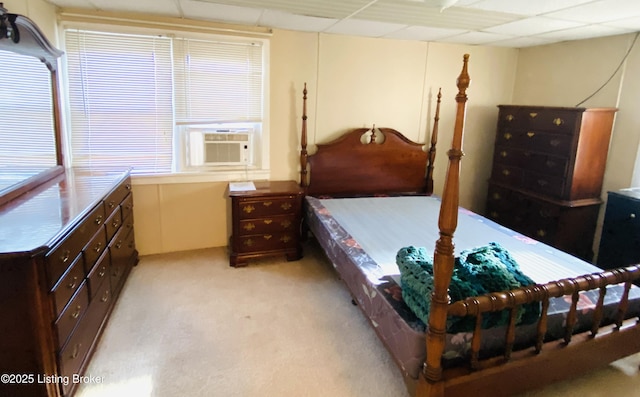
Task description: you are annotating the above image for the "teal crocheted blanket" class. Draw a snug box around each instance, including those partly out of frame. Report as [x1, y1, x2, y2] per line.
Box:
[396, 242, 540, 333]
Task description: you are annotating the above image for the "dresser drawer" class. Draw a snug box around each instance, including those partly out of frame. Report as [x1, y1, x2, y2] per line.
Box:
[525, 152, 568, 177]
[51, 255, 85, 319]
[499, 107, 579, 134]
[83, 227, 107, 274]
[490, 164, 524, 186]
[45, 203, 105, 288]
[235, 232, 298, 253]
[238, 214, 299, 236]
[105, 207, 122, 242]
[104, 177, 132, 213]
[110, 228, 136, 294]
[237, 196, 298, 219]
[523, 171, 565, 198]
[87, 250, 110, 300]
[55, 281, 89, 348]
[121, 193, 134, 222]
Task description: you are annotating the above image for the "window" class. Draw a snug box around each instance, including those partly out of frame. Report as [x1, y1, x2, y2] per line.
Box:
[0, 51, 57, 168]
[63, 27, 269, 179]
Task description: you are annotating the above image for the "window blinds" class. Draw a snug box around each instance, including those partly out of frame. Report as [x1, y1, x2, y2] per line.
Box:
[0, 51, 57, 167]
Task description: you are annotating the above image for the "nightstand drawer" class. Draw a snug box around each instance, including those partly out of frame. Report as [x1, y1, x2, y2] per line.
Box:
[237, 196, 298, 218]
[238, 214, 298, 235]
[235, 232, 298, 253]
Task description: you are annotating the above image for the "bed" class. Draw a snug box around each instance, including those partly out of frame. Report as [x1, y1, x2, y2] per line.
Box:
[299, 54, 640, 397]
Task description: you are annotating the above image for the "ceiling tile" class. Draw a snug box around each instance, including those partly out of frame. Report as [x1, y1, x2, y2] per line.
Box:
[484, 16, 583, 36]
[535, 24, 633, 41]
[383, 25, 468, 41]
[189, 0, 373, 20]
[439, 30, 513, 45]
[90, 0, 179, 15]
[603, 16, 640, 30]
[488, 36, 557, 48]
[324, 18, 408, 38]
[181, 1, 262, 25]
[259, 10, 337, 32]
[462, 0, 594, 17]
[545, 0, 640, 23]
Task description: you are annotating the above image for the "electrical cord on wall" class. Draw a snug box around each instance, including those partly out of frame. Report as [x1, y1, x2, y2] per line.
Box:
[575, 31, 640, 107]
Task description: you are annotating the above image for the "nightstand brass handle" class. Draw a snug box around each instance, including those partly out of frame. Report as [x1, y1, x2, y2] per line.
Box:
[553, 117, 564, 126]
[281, 203, 292, 210]
[262, 201, 273, 207]
[243, 205, 255, 214]
[243, 223, 256, 231]
[527, 131, 535, 138]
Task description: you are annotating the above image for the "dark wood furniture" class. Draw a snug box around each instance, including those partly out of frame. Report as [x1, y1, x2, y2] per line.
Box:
[597, 188, 640, 269]
[227, 180, 304, 266]
[485, 105, 617, 260]
[299, 55, 640, 397]
[0, 169, 138, 397]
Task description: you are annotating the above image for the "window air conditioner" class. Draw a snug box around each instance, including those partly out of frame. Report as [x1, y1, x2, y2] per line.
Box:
[188, 128, 254, 166]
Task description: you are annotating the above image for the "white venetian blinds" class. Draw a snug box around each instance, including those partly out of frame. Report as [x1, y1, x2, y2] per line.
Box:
[0, 51, 57, 167]
[65, 30, 174, 174]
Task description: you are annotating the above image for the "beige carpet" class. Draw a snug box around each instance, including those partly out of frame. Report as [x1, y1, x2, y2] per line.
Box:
[76, 240, 640, 397]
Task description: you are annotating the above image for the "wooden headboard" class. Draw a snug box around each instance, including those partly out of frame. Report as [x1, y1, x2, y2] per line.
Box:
[299, 85, 442, 197]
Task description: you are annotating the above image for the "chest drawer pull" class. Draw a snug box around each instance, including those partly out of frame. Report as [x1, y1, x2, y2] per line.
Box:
[60, 249, 71, 263]
[93, 242, 103, 253]
[243, 239, 253, 247]
[549, 139, 561, 147]
[70, 343, 82, 360]
[505, 114, 514, 122]
[68, 277, 79, 290]
[492, 192, 501, 200]
[281, 203, 292, 211]
[503, 132, 512, 140]
[280, 235, 291, 243]
[242, 205, 255, 214]
[70, 305, 82, 319]
[107, 200, 117, 209]
[281, 220, 292, 228]
[631, 213, 636, 219]
[243, 223, 256, 231]
[527, 131, 535, 138]
[529, 112, 538, 118]
[95, 215, 103, 225]
[536, 229, 547, 237]
[553, 117, 564, 126]
[537, 179, 548, 187]
[101, 290, 110, 303]
[490, 211, 499, 218]
[263, 235, 272, 240]
[262, 201, 273, 207]
[500, 150, 507, 158]
[263, 219, 273, 225]
[502, 169, 510, 176]
[98, 266, 107, 278]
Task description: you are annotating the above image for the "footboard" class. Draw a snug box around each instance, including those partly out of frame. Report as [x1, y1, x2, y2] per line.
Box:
[435, 265, 640, 396]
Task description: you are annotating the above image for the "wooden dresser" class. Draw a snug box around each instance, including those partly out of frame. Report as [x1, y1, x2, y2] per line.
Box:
[228, 180, 303, 266]
[0, 169, 138, 397]
[597, 188, 640, 269]
[485, 105, 616, 261]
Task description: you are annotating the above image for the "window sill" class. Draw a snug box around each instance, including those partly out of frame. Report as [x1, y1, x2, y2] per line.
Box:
[131, 169, 270, 185]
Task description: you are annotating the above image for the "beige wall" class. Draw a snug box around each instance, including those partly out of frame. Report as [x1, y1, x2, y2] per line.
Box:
[512, 33, 640, 256]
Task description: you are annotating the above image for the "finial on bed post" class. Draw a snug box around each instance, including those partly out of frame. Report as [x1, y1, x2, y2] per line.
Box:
[300, 83, 308, 188]
[421, 54, 470, 394]
[425, 88, 441, 195]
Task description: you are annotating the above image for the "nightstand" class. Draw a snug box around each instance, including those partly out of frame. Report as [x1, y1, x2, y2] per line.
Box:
[597, 188, 640, 269]
[227, 180, 304, 267]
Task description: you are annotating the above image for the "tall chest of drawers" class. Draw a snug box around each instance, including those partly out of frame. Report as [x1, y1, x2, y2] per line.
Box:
[228, 180, 304, 267]
[0, 169, 138, 397]
[485, 105, 616, 261]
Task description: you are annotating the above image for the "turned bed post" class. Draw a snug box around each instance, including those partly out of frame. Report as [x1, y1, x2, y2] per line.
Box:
[425, 88, 442, 195]
[300, 83, 309, 188]
[419, 54, 470, 397]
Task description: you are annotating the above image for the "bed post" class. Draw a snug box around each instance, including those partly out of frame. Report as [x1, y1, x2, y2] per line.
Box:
[419, 54, 470, 397]
[425, 88, 442, 195]
[300, 83, 308, 188]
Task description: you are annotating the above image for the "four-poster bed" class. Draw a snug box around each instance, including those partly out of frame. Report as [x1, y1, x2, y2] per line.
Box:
[299, 54, 640, 396]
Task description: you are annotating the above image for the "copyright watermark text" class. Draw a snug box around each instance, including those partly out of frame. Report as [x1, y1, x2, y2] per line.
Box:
[1, 373, 104, 386]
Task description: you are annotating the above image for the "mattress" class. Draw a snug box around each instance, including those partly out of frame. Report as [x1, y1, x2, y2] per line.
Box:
[305, 195, 640, 379]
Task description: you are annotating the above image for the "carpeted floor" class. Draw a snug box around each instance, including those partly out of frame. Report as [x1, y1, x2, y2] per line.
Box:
[76, 240, 640, 397]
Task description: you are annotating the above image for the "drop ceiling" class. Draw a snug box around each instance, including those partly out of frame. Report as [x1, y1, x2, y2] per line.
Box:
[44, 0, 640, 47]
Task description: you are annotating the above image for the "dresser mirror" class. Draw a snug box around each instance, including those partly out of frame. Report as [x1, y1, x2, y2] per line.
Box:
[0, 4, 64, 206]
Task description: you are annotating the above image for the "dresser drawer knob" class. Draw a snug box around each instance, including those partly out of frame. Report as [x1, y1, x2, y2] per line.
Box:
[500, 150, 507, 158]
[94, 242, 103, 253]
[549, 139, 561, 147]
[60, 249, 71, 263]
[631, 213, 636, 219]
[545, 160, 557, 168]
[107, 200, 116, 209]
[101, 290, 110, 303]
[243, 239, 253, 247]
[529, 112, 538, 118]
[71, 305, 82, 319]
[527, 131, 535, 138]
[537, 179, 548, 187]
[262, 201, 273, 207]
[553, 117, 564, 126]
[263, 235, 272, 240]
[281, 220, 292, 228]
[243, 223, 256, 231]
[492, 193, 501, 200]
[98, 266, 106, 278]
[505, 114, 514, 122]
[502, 169, 510, 176]
[280, 235, 291, 243]
[68, 276, 78, 290]
[95, 215, 103, 225]
[281, 203, 292, 211]
[242, 205, 255, 214]
[263, 219, 273, 225]
[70, 343, 82, 360]
[490, 211, 499, 218]
[503, 132, 512, 140]
[537, 229, 547, 237]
